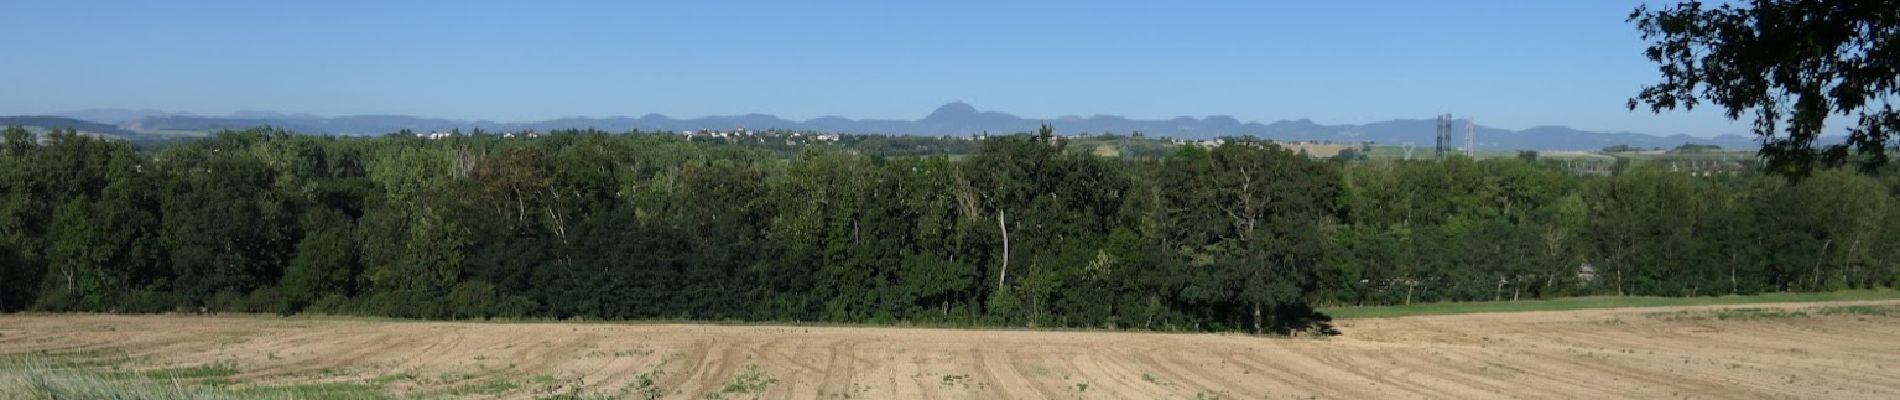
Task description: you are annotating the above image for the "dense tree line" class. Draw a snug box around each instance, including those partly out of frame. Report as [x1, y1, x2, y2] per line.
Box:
[3, 125, 1898, 332]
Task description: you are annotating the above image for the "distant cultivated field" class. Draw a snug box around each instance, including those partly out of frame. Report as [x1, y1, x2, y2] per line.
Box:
[5, 300, 1900, 399]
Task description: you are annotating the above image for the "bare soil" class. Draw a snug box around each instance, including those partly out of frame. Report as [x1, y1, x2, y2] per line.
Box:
[3, 300, 1898, 399]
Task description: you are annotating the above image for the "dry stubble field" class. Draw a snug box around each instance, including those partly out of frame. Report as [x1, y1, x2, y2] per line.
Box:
[4, 300, 1900, 399]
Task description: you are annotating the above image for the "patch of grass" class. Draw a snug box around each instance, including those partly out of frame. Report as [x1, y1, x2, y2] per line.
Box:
[1646, 304, 1900, 322]
[940, 373, 966, 387]
[0, 367, 242, 400]
[2, 357, 388, 400]
[1645, 308, 1813, 322]
[525, 373, 559, 387]
[447, 378, 519, 396]
[0, 352, 397, 400]
[0, 348, 136, 370]
[527, 374, 601, 400]
[1324, 289, 1900, 319]
[534, 390, 621, 400]
[240, 382, 392, 400]
[624, 353, 684, 400]
[143, 361, 240, 381]
[1141, 372, 1174, 387]
[704, 365, 777, 400]
[1713, 308, 1808, 320]
[1815, 304, 1900, 317]
[938, 373, 982, 390]
[1670, 308, 1812, 321]
[367, 372, 417, 386]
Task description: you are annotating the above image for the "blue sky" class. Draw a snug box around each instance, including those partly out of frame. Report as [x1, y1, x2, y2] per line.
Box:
[0, 1, 1753, 136]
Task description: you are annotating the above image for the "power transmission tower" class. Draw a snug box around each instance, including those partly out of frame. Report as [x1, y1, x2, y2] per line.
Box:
[1464, 117, 1476, 157]
[1434, 114, 1454, 159]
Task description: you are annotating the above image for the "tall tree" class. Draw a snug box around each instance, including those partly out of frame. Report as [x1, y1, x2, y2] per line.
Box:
[1630, 0, 1900, 176]
[0, 126, 45, 311]
[282, 207, 358, 312]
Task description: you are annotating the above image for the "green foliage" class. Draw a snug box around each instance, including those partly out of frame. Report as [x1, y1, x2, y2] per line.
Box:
[1631, 0, 1900, 176]
[2, 126, 1897, 334]
[282, 207, 356, 313]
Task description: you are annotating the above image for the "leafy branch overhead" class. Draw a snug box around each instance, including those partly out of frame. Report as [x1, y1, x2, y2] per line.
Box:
[1630, 0, 1900, 177]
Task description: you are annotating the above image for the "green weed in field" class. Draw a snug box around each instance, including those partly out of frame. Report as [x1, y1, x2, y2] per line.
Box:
[704, 364, 777, 400]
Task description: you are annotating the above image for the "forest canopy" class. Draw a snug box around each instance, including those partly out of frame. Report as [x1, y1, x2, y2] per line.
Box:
[3, 126, 1898, 333]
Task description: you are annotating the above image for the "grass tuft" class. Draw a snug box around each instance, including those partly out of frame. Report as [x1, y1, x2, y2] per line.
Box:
[0, 354, 392, 400]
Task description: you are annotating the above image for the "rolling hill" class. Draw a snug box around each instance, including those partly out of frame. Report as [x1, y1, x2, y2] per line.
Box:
[39, 103, 1765, 151]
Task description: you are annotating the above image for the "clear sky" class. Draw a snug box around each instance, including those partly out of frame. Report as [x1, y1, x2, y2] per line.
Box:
[0, 0, 1754, 136]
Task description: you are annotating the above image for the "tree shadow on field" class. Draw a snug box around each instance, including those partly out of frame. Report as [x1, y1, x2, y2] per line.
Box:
[1276, 303, 1343, 337]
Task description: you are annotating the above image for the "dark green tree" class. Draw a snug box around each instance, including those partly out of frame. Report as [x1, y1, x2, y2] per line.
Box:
[282, 207, 358, 312]
[1631, 0, 1900, 176]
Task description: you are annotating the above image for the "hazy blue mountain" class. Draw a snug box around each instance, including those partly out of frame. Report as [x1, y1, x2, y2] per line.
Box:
[228, 110, 325, 120]
[53, 102, 1766, 150]
[0, 115, 140, 137]
[57, 108, 178, 124]
[0, 115, 194, 147]
[136, 114, 471, 134]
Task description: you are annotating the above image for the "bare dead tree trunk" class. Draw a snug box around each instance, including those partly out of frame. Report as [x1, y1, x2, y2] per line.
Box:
[1846, 237, 1863, 287]
[997, 209, 1010, 287]
[1542, 225, 1566, 296]
[1812, 239, 1832, 291]
[512, 187, 527, 223]
[1252, 302, 1263, 334]
[1616, 267, 1625, 296]
[542, 190, 569, 244]
[1404, 281, 1415, 306]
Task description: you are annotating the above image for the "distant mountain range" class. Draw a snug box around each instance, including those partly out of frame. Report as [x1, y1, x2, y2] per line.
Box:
[0, 115, 142, 137]
[6, 102, 1764, 151]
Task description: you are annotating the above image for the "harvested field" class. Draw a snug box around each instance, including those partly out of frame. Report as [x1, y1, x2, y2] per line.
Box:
[4, 300, 1900, 399]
